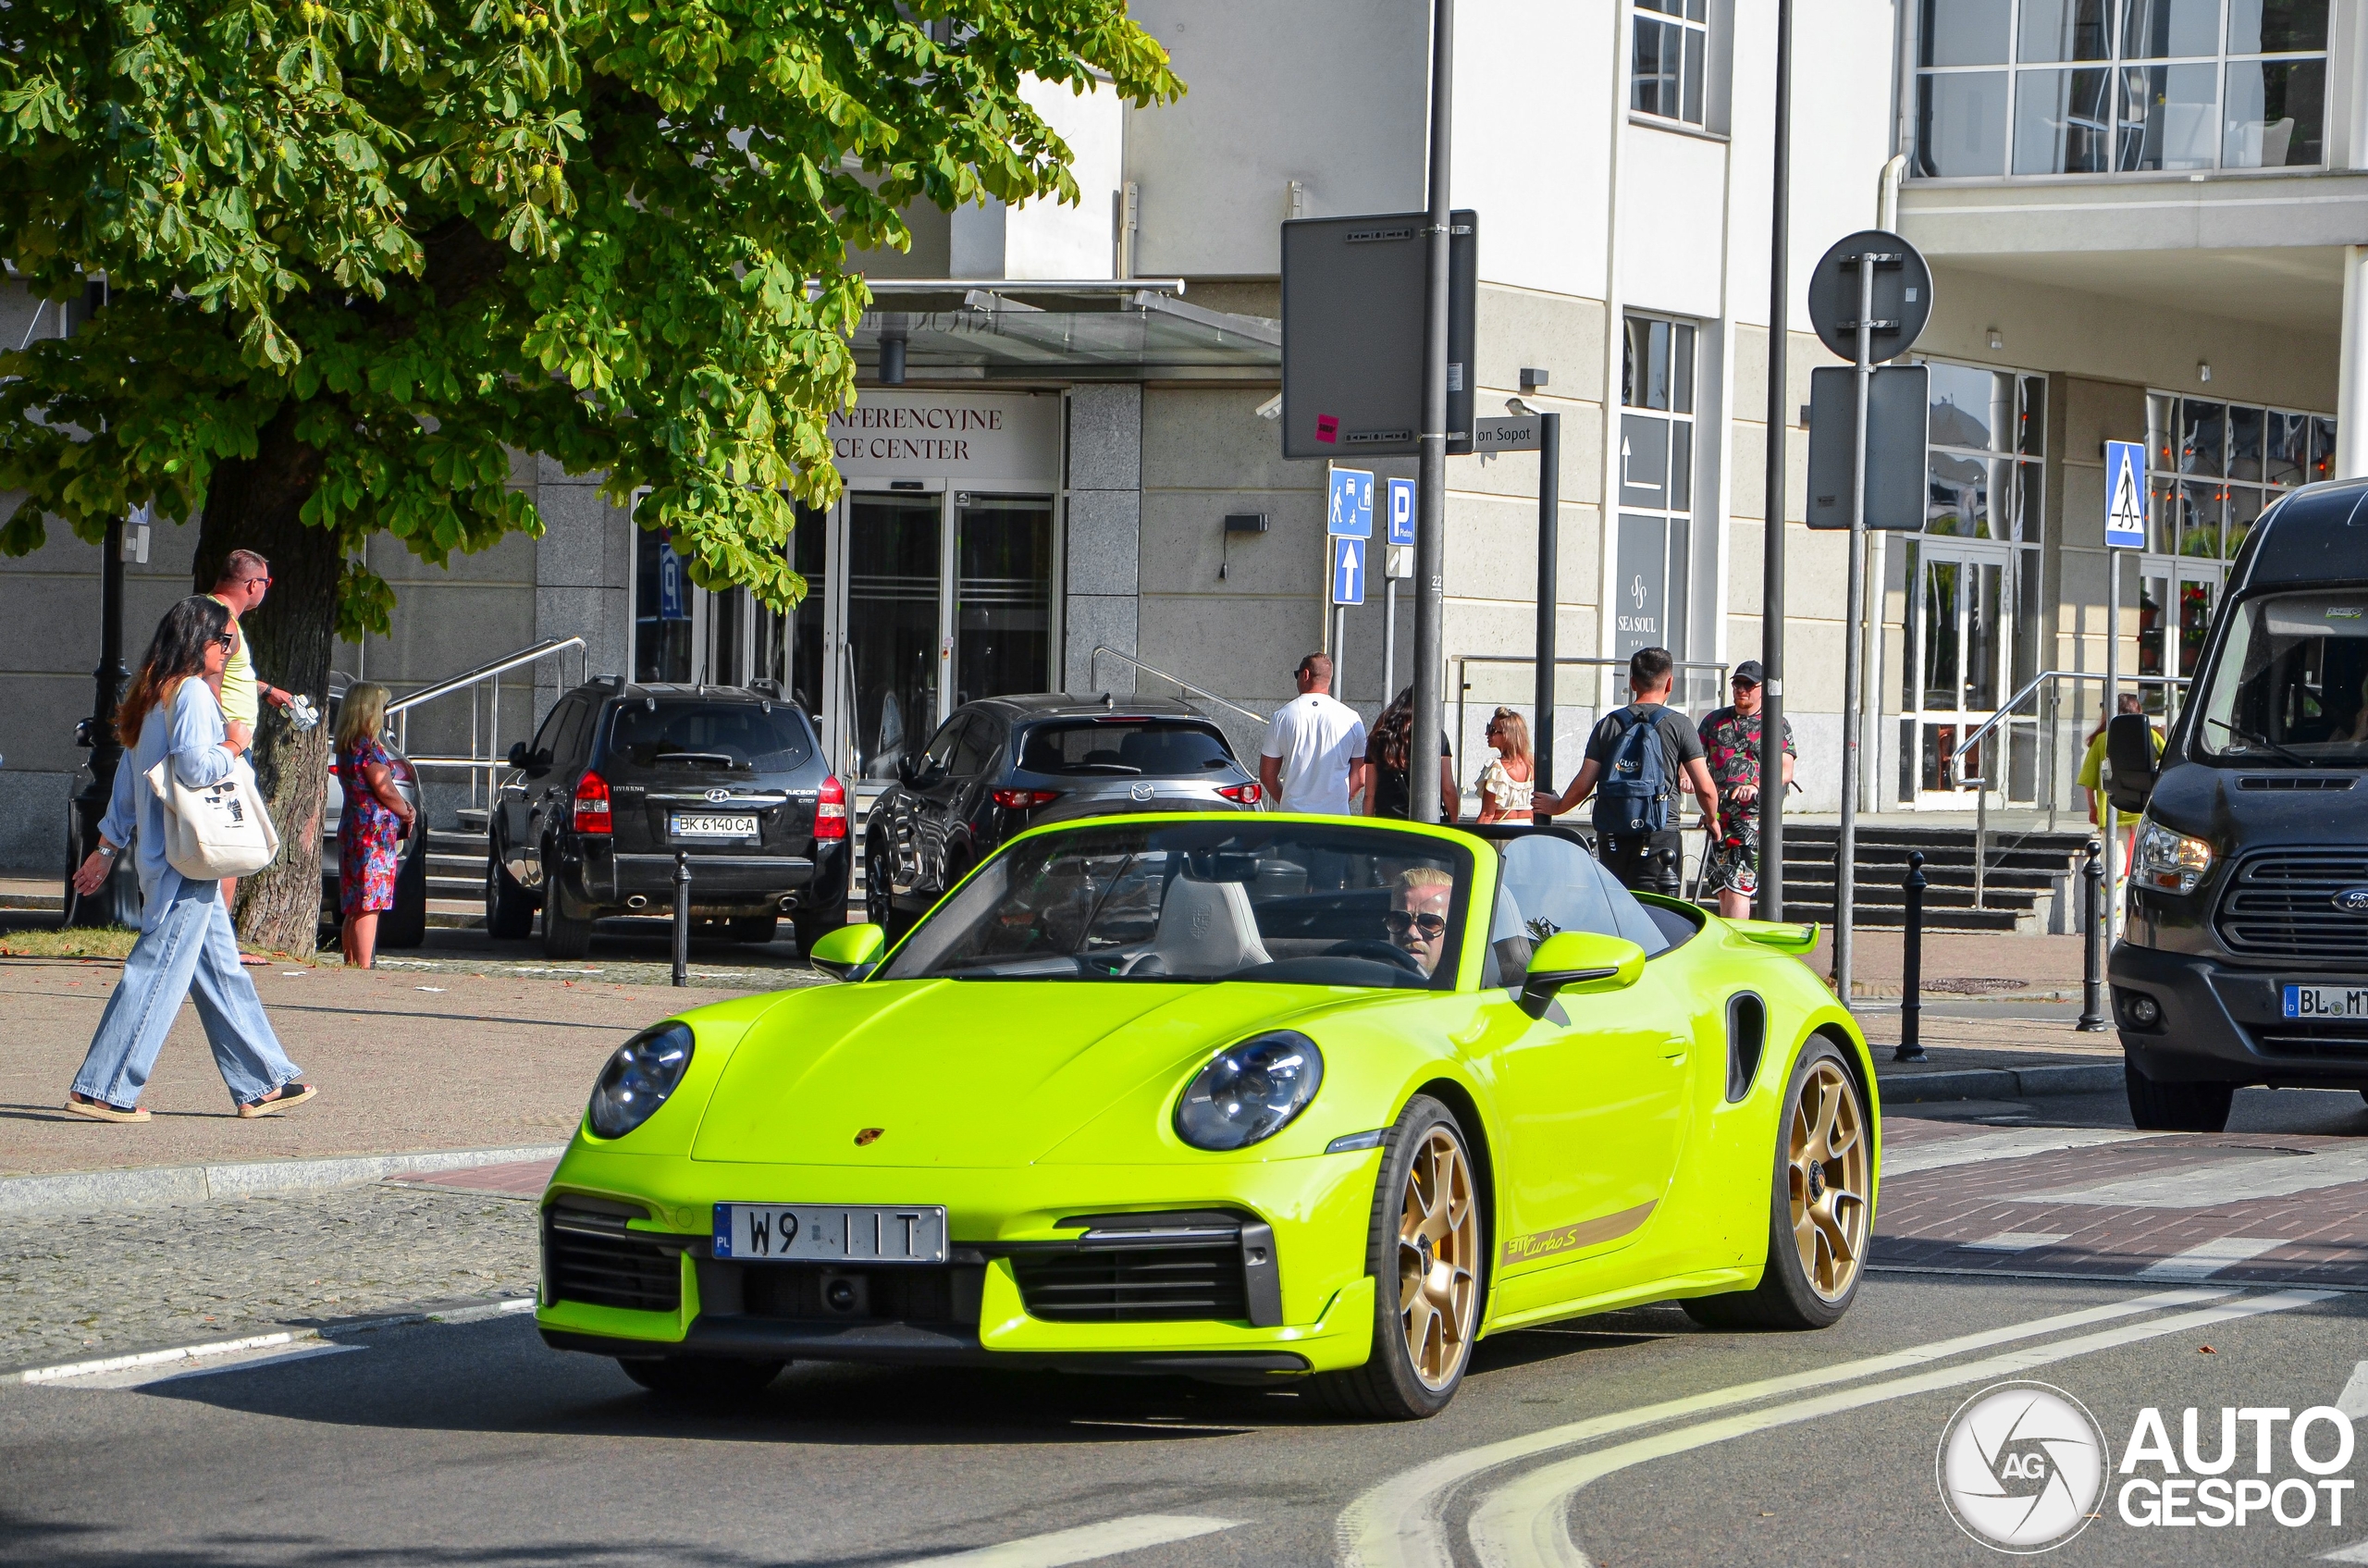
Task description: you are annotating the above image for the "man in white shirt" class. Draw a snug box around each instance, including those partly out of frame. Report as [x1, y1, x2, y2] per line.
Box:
[1259, 653, 1368, 815]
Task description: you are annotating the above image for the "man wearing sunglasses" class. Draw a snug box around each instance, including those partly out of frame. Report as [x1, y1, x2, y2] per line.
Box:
[1383, 867, 1455, 977]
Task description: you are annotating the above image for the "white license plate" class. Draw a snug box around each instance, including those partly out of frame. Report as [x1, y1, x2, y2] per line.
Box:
[670, 813, 758, 838]
[2284, 984, 2368, 1019]
[711, 1204, 948, 1264]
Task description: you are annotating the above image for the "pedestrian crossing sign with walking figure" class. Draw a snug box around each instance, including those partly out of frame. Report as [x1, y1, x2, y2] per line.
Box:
[2105, 439, 2147, 549]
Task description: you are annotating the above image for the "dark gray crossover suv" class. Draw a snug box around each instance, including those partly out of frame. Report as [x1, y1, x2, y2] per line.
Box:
[2106, 478, 2368, 1130]
[487, 677, 851, 958]
[862, 694, 1262, 935]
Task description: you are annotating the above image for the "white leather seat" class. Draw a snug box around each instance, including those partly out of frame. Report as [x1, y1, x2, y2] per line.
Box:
[1149, 875, 1273, 976]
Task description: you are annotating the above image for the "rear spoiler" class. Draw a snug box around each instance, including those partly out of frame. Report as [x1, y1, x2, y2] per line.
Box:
[1731, 920, 1819, 954]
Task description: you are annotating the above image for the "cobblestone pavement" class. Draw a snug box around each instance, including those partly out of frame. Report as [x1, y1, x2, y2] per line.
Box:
[0, 1181, 537, 1373]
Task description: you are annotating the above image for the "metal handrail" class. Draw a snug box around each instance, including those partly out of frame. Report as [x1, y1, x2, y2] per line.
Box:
[1088, 647, 1269, 727]
[387, 636, 586, 717]
[385, 636, 589, 813]
[1948, 669, 2192, 770]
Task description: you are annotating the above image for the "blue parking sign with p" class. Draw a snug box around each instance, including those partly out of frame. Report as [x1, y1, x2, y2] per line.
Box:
[1332, 536, 1366, 606]
[1387, 476, 1415, 546]
[1327, 467, 1374, 537]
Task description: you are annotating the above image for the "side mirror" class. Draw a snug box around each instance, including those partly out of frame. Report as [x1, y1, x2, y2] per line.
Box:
[507, 741, 528, 769]
[1518, 931, 1646, 1020]
[808, 922, 886, 981]
[2105, 712, 2159, 814]
[895, 754, 919, 787]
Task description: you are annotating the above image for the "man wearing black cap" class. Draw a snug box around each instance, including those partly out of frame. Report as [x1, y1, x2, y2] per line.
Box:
[1697, 660, 1795, 919]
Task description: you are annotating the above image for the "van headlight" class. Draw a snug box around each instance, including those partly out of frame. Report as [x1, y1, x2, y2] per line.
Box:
[587, 1022, 695, 1139]
[1175, 1031, 1323, 1151]
[2134, 818, 2213, 895]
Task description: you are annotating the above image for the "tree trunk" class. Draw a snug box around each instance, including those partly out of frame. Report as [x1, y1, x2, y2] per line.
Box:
[193, 406, 336, 956]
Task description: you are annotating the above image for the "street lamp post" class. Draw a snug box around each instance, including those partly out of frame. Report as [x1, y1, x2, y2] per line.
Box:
[1758, 0, 1794, 921]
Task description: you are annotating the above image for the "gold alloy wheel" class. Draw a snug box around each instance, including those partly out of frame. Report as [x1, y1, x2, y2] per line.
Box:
[1787, 1060, 1869, 1302]
[1397, 1127, 1478, 1390]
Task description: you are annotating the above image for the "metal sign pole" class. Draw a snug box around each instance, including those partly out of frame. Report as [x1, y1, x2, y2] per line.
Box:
[2105, 549, 2120, 937]
[1410, 0, 1454, 824]
[1334, 602, 1348, 706]
[1834, 249, 1876, 1002]
[1757, 0, 1794, 923]
[1534, 411, 1561, 824]
[1383, 581, 1398, 703]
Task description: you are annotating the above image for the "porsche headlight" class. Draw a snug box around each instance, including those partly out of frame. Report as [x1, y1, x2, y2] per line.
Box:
[2134, 818, 2214, 895]
[1175, 1031, 1323, 1152]
[587, 1022, 695, 1140]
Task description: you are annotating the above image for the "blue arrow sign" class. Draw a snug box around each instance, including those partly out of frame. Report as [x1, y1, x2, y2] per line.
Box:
[2104, 439, 2147, 549]
[1327, 466, 1374, 538]
[1332, 536, 1366, 606]
[1387, 475, 1415, 547]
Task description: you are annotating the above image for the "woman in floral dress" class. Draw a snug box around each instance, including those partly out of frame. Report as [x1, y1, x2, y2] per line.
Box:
[335, 683, 416, 969]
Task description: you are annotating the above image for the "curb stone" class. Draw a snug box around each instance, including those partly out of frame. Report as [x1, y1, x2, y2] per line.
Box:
[6, 1293, 538, 1383]
[1874, 1062, 2124, 1103]
[0, 1143, 567, 1217]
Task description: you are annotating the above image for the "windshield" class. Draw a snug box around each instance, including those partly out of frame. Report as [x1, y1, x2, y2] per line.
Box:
[875, 821, 1474, 988]
[605, 703, 812, 773]
[2193, 590, 2368, 767]
[1015, 719, 1239, 777]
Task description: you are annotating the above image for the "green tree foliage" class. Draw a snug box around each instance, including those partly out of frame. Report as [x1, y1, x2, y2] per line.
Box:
[0, 0, 1180, 628]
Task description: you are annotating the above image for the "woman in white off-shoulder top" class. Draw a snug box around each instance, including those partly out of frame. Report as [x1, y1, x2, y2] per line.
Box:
[1474, 707, 1536, 822]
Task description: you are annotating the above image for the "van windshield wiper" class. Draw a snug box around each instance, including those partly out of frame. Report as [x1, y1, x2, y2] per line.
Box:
[2205, 716, 2312, 768]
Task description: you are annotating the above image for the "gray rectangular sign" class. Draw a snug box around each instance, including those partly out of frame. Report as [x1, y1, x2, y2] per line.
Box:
[1470, 414, 1541, 452]
[1806, 363, 1929, 531]
[1281, 210, 1476, 460]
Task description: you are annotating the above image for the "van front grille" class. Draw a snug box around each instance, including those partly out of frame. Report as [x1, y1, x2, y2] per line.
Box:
[2214, 850, 2368, 965]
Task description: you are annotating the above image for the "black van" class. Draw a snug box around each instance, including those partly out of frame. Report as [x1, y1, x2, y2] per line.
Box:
[2106, 478, 2368, 1130]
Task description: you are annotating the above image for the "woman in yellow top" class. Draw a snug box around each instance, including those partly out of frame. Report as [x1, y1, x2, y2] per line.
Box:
[2078, 695, 2163, 873]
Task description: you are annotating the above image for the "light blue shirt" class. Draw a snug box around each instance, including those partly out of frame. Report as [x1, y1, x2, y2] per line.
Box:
[99, 678, 237, 917]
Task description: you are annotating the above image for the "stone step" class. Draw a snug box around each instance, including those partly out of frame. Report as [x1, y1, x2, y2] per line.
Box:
[1773, 902, 2029, 933]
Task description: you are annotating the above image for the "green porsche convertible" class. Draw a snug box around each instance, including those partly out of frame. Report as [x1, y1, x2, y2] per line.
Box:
[536, 814, 1877, 1419]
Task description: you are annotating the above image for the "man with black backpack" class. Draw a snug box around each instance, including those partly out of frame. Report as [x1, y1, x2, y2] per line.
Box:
[1542, 647, 1720, 895]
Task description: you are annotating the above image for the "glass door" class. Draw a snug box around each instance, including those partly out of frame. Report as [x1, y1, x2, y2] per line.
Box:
[835, 489, 947, 784]
[954, 492, 1054, 710]
[1900, 538, 2013, 806]
[2138, 554, 2223, 724]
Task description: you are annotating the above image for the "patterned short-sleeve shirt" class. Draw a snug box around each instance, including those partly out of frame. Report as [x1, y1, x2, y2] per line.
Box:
[1697, 706, 1795, 832]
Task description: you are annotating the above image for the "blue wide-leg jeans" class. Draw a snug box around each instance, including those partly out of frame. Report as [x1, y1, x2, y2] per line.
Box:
[70, 874, 302, 1109]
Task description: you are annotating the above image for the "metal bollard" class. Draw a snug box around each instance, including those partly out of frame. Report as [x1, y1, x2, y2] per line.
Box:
[2077, 837, 2107, 1031]
[1895, 850, 1928, 1063]
[672, 850, 691, 988]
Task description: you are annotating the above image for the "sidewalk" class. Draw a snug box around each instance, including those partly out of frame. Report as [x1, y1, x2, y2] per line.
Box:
[1800, 927, 2091, 1000]
[1, 957, 765, 1183]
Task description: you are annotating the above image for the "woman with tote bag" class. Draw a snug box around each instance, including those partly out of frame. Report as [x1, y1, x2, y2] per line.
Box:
[64, 596, 314, 1123]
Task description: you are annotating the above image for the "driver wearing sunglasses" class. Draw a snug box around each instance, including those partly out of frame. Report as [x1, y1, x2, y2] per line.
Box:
[1383, 866, 1455, 977]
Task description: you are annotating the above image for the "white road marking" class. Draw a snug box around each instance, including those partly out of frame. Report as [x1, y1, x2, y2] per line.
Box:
[891, 1515, 1243, 1567]
[2336, 1359, 2368, 1420]
[18, 1330, 311, 1385]
[426, 1297, 538, 1325]
[1880, 1126, 2152, 1177]
[1332, 1288, 2228, 1568]
[2027, 1145, 2368, 1208]
[69, 1341, 364, 1390]
[2135, 1236, 2285, 1281]
[1960, 1231, 2072, 1253]
[2320, 1541, 2368, 1563]
[1465, 1289, 2332, 1568]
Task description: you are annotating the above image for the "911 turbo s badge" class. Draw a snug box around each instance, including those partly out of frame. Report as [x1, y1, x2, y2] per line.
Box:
[1501, 1201, 1657, 1266]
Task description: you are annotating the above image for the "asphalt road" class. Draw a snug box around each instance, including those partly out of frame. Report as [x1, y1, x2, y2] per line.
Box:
[11, 1088, 2368, 1567]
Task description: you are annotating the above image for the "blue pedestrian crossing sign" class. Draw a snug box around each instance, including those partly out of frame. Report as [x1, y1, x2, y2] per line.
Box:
[1387, 475, 1416, 547]
[1327, 466, 1374, 537]
[1332, 536, 1367, 606]
[2104, 439, 2147, 549]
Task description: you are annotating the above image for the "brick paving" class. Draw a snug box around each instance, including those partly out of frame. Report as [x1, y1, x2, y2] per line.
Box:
[1874, 1120, 2368, 1290]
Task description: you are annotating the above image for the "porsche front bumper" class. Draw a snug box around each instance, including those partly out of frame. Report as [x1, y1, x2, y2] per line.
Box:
[532, 1145, 1384, 1377]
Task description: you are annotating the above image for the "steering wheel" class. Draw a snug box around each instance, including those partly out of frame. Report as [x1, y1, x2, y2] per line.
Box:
[1325, 938, 1431, 976]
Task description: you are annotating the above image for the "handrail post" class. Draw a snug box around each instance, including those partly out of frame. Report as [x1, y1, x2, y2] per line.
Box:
[672, 851, 691, 988]
[2078, 838, 2108, 1031]
[1896, 851, 1927, 1063]
[1974, 775, 1987, 908]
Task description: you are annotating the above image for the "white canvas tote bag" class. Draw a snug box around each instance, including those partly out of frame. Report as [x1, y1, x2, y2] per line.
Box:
[146, 757, 280, 880]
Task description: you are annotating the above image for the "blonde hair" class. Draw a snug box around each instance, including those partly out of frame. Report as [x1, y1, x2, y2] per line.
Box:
[1487, 708, 1533, 769]
[337, 683, 392, 753]
[1399, 866, 1454, 895]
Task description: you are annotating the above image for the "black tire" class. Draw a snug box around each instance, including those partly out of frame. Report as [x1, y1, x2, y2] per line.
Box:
[377, 833, 429, 949]
[543, 875, 597, 960]
[1682, 1038, 1868, 1332]
[1305, 1095, 1483, 1421]
[793, 898, 848, 957]
[616, 1357, 783, 1401]
[863, 828, 906, 938]
[484, 853, 535, 940]
[2124, 1053, 2236, 1132]
[726, 915, 778, 945]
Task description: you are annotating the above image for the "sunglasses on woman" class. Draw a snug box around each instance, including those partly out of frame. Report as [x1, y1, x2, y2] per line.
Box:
[212, 633, 236, 649]
[1384, 909, 1448, 938]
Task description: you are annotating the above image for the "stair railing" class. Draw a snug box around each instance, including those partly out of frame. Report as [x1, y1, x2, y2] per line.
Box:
[1948, 669, 2189, 907]
[385, 636, 589, 813]
[1087, 647, 1269, 727]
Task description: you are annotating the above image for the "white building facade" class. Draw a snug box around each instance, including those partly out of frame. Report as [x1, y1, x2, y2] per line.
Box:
[4, 0, 2363, 872]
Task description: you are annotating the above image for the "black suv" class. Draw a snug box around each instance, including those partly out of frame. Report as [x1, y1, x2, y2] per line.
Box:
[863, 694, 1262, 934]
[2107, 478, 2368, 1130]
[486, 677, 851, 958]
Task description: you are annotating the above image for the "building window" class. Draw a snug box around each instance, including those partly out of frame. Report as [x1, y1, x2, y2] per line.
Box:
[1921, 363, 2047, 543]
[1617, 315, 1696, 678]
[2145, 393, 2333, 560]
[1632, 0, 1710, 127]
[1912, 0, 2327, 178]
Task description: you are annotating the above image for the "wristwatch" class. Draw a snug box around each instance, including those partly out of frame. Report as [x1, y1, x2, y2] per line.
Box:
[95, 842, 118, 859]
